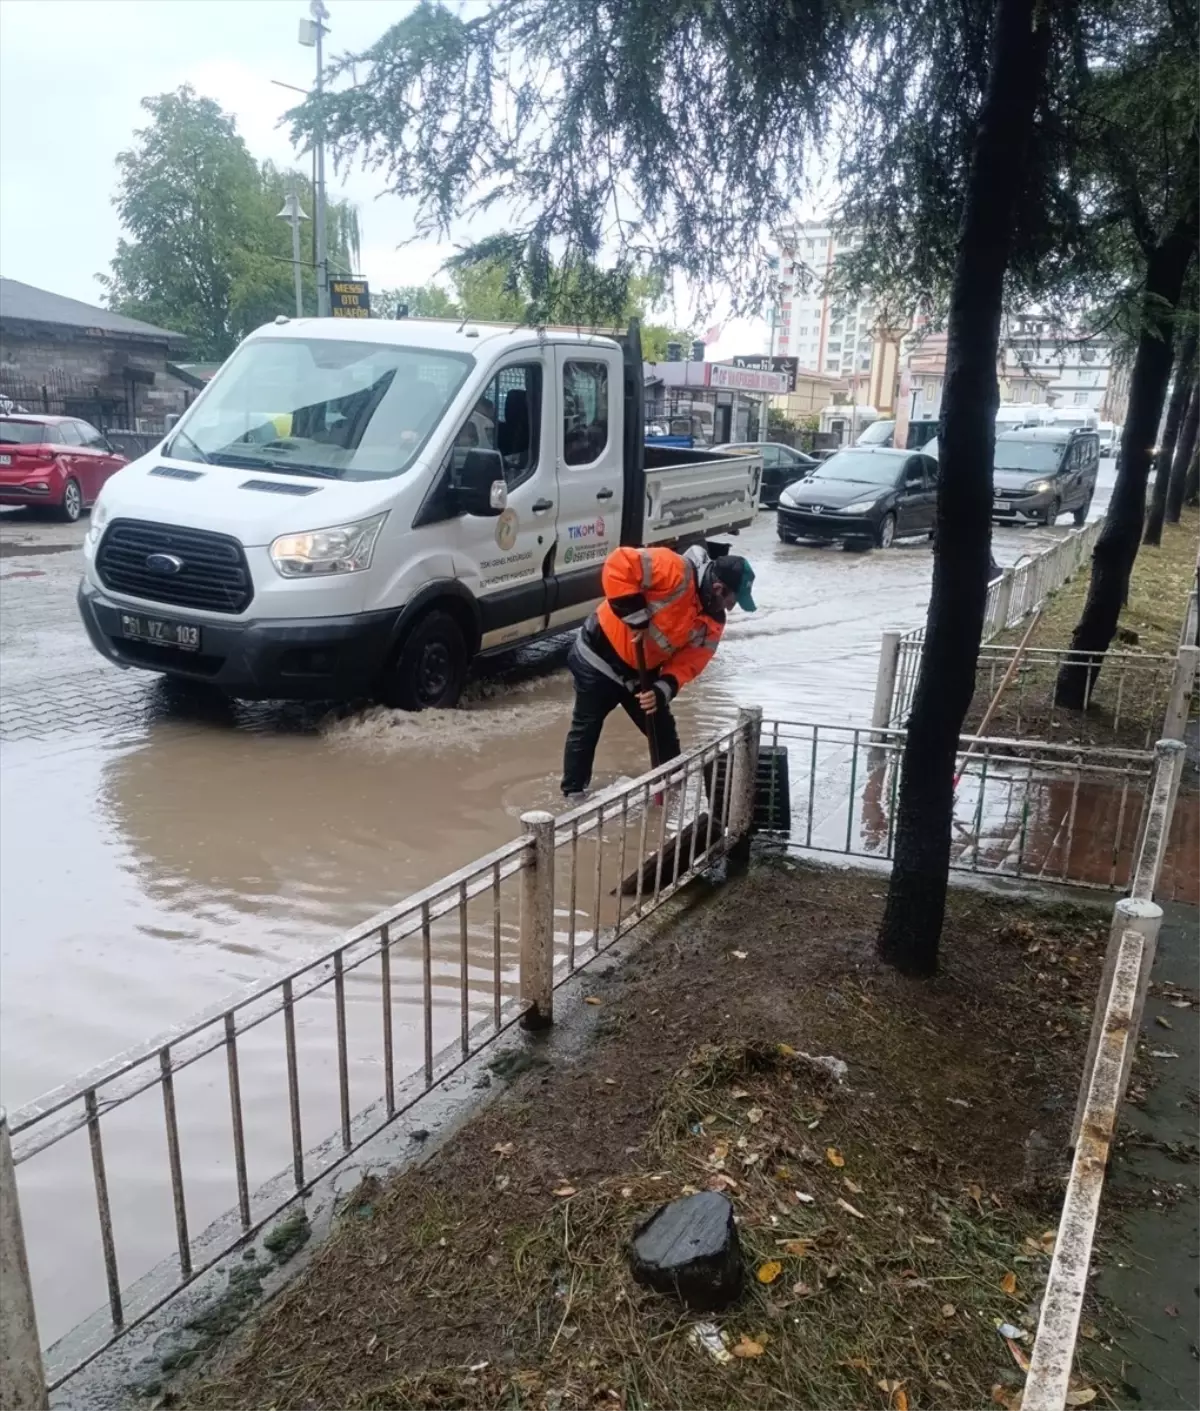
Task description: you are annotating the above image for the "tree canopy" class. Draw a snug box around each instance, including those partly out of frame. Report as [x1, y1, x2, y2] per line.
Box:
[104, 86, 361, 359]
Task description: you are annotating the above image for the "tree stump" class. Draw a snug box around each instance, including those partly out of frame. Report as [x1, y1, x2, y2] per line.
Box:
[628, 1191, 743, 1310]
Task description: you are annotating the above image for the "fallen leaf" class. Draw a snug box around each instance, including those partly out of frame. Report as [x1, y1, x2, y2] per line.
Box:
[1165, 1303, 1179, 1317]
[877, 1378, 901, 1394]
[941, 1303, 957, 1318]
[1040, 1230, 1057, 1252]
[793, 1190, 815, 1204]
[1064, 1391, 1097, 1407]
[1150, 1048, 1179, 1059]
[730, 1088, 751, 1100]
[1005, 1337, 1031, 1373]
[791, 1280, 813, 1296]
[552, 1185, 577, 1198]
[774, 1166, 791, 1181]
[968, 1182, 984, 1212]
[492, 1142, 515, 1157]
[1170, 997, 1191, 1008]
[604, 1077, 616, 1085]
[991, 1385, 1024, 1411]
[778, 1043, 798, 1057]
[1079, 1322, 1098, 1341]
[780, 1239, 814, 1257]
[709, 1140, 730, 1163]
[709, 1173, 739, 1191]
[895, 1392, 909, 1411]
[732, 950, 748, 961]
[839, 1357, 871, 1371]
[1000, 1271, 1018, 1295]
[836, 1197, 865, 1219]
[731, 1335, 764, 1358]
[494, 1174, 510, 1191]
[756, 1260, 783, 1285]
[1154, 1015, 1173, 1029]
[913, 1234, 938, 1245]
[584, 996, 603, 1006]
[620, 1186, 633, 1198]
[826, 1147, 845, 1168]
[843, 1176, 863, 1195]
[746, 1106, 765, 1125]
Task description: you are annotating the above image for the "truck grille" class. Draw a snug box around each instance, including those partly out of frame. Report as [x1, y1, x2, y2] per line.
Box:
[96, 519, 253, 615]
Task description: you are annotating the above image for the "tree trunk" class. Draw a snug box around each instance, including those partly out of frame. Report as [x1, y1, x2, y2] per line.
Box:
[1054, 217, 1199, 710]
[877, 0, 1050, 978]
[1165, 381, 1199, 521]
[1144, 329, 1196, 544]
[1184, 442, 1199, 505]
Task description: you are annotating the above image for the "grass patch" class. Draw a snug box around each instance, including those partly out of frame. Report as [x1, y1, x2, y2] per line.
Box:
[177, 865, 1115, 1411]
[969, 507, 1198, 749]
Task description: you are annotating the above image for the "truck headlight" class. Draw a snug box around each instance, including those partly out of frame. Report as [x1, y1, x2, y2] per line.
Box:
[270, 513, 387, 577]
[86, 498, 111, 547]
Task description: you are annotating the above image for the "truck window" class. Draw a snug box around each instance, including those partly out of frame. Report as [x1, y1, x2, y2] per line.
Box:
[563, 361, 609, 466]
[456, 363, 542, 488]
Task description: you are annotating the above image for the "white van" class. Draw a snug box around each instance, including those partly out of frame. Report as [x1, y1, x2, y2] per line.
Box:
[78, 319, 760, 708]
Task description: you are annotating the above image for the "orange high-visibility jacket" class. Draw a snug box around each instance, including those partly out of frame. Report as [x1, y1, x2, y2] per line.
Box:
[594, 546, 724, 696]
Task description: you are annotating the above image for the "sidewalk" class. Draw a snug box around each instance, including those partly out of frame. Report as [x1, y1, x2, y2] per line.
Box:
[1093, 900, 1200, 1410]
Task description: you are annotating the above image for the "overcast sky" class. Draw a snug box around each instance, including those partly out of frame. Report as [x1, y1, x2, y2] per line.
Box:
[0, 0, 767, 359]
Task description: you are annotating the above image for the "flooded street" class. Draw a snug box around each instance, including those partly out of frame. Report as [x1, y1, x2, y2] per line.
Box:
[0, 464, 1113, 1346]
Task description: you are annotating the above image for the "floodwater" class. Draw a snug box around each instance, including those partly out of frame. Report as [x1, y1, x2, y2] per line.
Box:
[0, 464, 1115, 1351]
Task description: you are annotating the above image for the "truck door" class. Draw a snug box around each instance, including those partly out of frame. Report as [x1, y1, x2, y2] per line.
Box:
[441, 357, 557, 650]
[548, 346, 625, 629]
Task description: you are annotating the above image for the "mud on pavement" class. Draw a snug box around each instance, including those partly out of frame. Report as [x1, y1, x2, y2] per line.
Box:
[177, 861, 1115, 1411]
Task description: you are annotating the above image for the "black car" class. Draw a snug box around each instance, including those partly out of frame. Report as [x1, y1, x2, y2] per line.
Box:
[713, 441, 817, 508]
[776, 447, 938, 550]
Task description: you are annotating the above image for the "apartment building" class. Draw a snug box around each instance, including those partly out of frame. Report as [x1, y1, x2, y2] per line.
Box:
[769, 221, 876, 380]
[1002, 313, 1122, 417]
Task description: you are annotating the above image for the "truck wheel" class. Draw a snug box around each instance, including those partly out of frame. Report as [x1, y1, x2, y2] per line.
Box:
[382, 610, 468, 710]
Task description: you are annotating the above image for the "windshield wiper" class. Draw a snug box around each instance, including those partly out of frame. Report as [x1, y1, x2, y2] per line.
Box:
[168, 427, 211, 465]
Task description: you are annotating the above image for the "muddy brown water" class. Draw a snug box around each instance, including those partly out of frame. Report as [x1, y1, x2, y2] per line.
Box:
[0, 486, 1113, 1352]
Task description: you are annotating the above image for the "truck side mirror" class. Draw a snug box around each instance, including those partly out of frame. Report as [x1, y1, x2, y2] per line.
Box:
[453, 448, 507, 517]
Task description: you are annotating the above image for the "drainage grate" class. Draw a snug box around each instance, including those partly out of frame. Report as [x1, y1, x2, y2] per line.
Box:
[711, 746, 791, 833]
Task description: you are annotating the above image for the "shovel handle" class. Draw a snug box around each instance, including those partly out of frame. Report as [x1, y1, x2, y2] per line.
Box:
[633, 633, 661, 768]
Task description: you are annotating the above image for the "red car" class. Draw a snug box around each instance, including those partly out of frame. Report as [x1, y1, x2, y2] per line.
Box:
[0, 415, 128, 522]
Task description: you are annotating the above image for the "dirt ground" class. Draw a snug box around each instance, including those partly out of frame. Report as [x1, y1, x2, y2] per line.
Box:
[174, 861, 1120, 1411]
[967, 506, 1198, 751]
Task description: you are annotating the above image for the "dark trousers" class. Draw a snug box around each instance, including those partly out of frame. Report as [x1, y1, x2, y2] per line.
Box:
[561, 640, 681, 794]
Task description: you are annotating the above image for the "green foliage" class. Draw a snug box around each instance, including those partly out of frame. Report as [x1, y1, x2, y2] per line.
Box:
[103, 87, 360, 359]
[375, 248, 688, 339]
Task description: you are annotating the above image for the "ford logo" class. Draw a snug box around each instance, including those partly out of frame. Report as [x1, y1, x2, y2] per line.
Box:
[145, 552, 185, 575]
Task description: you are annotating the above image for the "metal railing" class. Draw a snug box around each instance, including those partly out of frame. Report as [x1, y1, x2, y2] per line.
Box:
[756, 717, 1155, 891]
[0, 715, 756, 1403]
[1024, 738, 1185, 1411]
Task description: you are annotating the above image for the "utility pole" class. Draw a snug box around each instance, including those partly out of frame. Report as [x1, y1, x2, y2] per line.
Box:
[299, 1, 330, 317]
[276, 190, 309, 317]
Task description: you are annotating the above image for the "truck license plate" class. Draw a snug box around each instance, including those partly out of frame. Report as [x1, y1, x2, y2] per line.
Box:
[120, 614, 202, 651]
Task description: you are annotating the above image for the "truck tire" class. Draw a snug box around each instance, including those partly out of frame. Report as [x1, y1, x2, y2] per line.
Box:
[382, 610, 469, 710]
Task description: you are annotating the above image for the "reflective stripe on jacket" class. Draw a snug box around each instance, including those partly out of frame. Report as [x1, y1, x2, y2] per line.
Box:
[594, 546, 724, 696]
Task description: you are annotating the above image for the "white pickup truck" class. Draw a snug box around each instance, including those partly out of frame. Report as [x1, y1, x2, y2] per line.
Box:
[78, 319, 760, 707]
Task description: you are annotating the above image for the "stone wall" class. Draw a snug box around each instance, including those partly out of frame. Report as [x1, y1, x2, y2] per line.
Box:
[0, 325, 192, 427]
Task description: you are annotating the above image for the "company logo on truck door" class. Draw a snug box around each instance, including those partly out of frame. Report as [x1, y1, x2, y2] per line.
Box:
[494, 509, 519, 551]
[566, 516, 606, 541]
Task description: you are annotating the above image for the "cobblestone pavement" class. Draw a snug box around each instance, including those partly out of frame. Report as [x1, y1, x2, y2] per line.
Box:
[0, 513, 157, 742]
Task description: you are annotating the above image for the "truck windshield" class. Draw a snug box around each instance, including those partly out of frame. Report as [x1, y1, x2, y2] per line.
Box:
[167, 337, 474, 480]
[994, 440, 1065, 473]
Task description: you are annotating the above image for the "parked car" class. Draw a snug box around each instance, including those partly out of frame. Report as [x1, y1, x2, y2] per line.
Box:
[713, 440, 817, 506]
[0, 415, 128, 522]
[776, 446, 938, 550]
[992, 426, 1099, 525]
[1097, 420, 1116, 454]
[855, 418, 895, 447]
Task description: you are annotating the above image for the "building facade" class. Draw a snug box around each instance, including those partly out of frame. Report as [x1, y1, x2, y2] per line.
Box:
[769, 221, 877, 381]
[0, 278, 190, 431]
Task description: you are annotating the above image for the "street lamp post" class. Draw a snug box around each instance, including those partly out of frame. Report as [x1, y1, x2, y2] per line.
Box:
[276, 190, 310, 317]
[298, 1, 331, 317]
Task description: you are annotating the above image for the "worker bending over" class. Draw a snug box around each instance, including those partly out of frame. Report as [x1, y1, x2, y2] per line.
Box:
[561, 543, 756, 798]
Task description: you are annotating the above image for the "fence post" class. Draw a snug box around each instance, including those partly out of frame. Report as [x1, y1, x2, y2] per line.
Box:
[870, 631, 902, 736]
[727, 706, 763, 867]
[1070, 898, 1162, 1151]
[1162, 645, 1198, 741]
[518, 811, 555, 1031]
[1132, 738, 1186, 899]
[992, 572, 1014, 639]
[0, 1108, 48, 1411]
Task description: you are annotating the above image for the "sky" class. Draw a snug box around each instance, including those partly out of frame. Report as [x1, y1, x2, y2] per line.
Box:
[0, 0, 767, 361]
